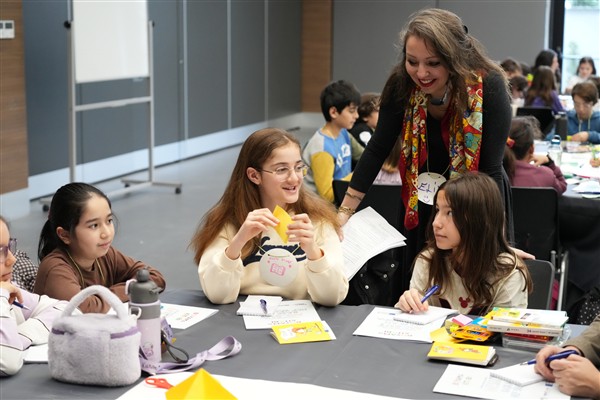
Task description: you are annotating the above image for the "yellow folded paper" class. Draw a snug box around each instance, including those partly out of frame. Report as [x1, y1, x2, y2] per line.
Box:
[166, 368, 236, 400]
[271, 321, 335, 344]
[273, 205, 293, 243]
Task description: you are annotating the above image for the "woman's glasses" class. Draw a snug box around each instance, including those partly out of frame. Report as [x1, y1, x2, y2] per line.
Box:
[258, 165, 309, 181]
[0, 238, 17, 263]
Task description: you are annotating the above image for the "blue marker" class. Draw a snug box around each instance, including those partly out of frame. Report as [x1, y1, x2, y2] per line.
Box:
[259, 299, 268, 315]
[12, 301, 30, 310]
[420, 285, 440, 303]
[521, 349, 578, 365]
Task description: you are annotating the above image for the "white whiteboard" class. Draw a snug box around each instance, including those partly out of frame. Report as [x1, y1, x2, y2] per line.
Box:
[72, 0, 149, 83]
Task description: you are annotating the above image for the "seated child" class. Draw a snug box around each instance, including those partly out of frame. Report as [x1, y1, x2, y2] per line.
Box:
[1, 216, 68, 376]
[349, 92, 380, 147]
[191, 128, 349, 306]
[395, 173, 532, 315]
[504, 116, 567, 193]
[34, 182, 166, 313]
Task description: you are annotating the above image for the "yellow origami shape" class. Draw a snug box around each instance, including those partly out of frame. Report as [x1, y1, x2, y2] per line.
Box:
[273, 205, 293, 243]
[166, 369, 236, 400]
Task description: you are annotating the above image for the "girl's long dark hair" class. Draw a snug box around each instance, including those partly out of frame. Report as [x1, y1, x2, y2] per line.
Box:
[420, 173, 532, 309]
[38, 182, 111, 261]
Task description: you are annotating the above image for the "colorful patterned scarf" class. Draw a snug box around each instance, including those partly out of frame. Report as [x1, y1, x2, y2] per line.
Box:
[399, 74, 484, 230]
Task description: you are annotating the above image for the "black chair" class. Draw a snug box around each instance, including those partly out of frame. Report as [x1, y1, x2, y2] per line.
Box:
[512, 187, 568, 310]
[516, 106, 555, 135]
[525, 259, 555, 310]
[333, 180, 404, 306]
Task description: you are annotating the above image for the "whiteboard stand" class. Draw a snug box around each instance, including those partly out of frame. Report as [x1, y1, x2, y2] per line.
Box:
[40, 20, 181, 211]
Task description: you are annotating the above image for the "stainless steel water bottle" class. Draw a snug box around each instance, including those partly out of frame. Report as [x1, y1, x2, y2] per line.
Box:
[127, 268, 161, 365]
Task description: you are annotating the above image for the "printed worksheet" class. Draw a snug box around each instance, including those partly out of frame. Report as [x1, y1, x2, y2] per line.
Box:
[353, 307, 444, 343]
[434, 364, 570, 399]
[160, 303, 218, 330]
[242, 300, 321, 330]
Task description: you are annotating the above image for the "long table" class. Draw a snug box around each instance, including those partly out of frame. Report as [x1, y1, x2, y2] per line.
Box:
[0, 290, 587, 399]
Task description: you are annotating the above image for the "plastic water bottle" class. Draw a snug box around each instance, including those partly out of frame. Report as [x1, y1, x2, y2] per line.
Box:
[127, 269, 162, 366]
[548, 135, 562, 166]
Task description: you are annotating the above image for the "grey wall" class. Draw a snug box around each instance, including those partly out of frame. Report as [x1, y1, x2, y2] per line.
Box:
[22, 0, 302, 178]
[22, 0, 547, 191]
[333, 0, 548, 94]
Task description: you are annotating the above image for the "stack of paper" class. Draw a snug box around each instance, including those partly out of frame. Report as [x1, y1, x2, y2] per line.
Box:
[489, 364, 544, 386]
[341, 207, 406, 280]
[486, 308, 568, 336]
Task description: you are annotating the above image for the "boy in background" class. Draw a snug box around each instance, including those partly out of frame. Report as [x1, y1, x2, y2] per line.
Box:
[303, 80, 363, 202]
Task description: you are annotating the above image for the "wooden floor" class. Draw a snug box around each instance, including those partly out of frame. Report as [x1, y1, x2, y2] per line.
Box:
[8, 126, 317, 290]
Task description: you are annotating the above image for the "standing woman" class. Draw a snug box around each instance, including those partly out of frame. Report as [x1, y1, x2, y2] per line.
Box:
[338, 8, 514, 286]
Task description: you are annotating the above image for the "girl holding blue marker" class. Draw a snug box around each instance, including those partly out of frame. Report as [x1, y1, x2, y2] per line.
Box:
[395, 173, 532, 315]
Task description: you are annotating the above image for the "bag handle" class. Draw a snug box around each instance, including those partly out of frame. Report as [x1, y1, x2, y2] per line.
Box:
[61, 285, 130, 319]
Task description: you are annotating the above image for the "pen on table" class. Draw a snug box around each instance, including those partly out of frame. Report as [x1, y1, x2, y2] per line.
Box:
[259, 298, 268, 315]
[521, 349, 578, 365]
[12, 301, 31, 310]
[420, 284, 440, 303]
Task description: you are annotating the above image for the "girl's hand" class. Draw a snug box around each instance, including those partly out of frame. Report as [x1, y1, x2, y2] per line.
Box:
[590, 158, 600, 168]
[226, 208, 279, 259]
[0, 281, 24, 306]
[287, 213, 322, 260]
[395, 288, 429, 313]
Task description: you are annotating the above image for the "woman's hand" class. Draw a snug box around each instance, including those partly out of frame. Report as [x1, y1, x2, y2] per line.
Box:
[550, 354, 600, 398]
[590, 158, 600, 168]
[226, 208, 279, 259]
[533, 345, 579, 381]
[0, 281, 24, 306]
[395, 288, 429, 313]
[288, 213, 322, 260]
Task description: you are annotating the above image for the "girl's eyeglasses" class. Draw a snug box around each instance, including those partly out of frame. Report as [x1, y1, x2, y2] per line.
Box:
[258, 165, 309, 181]
[0, 238, 17, 263]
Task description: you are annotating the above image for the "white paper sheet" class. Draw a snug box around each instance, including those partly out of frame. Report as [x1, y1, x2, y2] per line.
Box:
[341, 207, 406, 280]
[353, 307, 443, 343]
[160, 303, 218, 330]
[242, 299, 321, 330]
[24, 344, 48, 363]
[434, 364, 570, 399]
[116, 372, 406, 400]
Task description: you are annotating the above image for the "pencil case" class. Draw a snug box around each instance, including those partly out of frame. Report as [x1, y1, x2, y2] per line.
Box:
[48, 285, 142, 386]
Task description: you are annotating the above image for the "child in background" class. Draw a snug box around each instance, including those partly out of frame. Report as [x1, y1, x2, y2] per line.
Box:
[191, 128, 348, 306]
[303, 80, 364, 202]
[0, 216, 68, 376]
[565, 56, 596, 95]
[34, 182, 166, 313]
[503, 116, 567, 194]
[525, 65, 565, 115]
[349, 92, 380, 147]
[395, 173, 532, 315]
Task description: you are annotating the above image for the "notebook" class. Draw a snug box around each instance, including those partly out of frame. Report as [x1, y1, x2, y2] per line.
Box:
[236, 295, 283, 317]
[393, 306, 457, 325]
[270, 320, 336, 344]
[428, 342, 497, 366]
[489, 363, 544, 386]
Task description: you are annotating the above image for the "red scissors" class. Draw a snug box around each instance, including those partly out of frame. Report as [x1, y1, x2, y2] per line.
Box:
[145, 377, 173, 389]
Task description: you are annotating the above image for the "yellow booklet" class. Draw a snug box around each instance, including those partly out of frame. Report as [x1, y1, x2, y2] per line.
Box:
[271, 321, 335, 344]
[427, 341, 497, 366]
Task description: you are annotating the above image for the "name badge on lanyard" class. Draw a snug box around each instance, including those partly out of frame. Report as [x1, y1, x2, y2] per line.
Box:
[417, 172, 446, 205]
